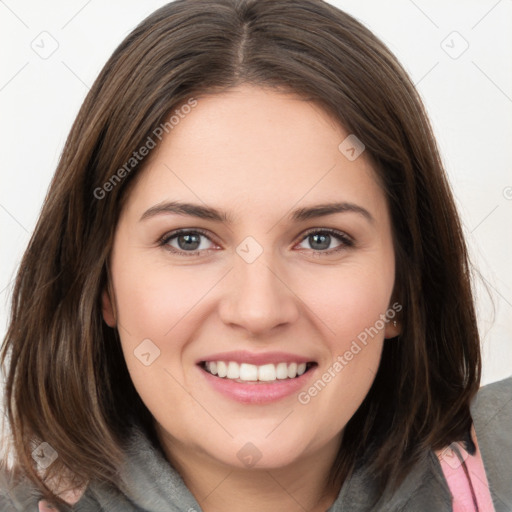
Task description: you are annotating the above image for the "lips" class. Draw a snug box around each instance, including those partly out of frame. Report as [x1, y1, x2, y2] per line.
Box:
[197, 350, 317, 381]
[196, 350, 318, 404]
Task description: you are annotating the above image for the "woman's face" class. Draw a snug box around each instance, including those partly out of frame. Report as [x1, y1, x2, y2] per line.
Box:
[103, 84, 399, 471]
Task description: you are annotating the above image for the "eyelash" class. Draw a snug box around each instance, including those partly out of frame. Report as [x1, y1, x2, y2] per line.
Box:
[158, 228, 354, 257]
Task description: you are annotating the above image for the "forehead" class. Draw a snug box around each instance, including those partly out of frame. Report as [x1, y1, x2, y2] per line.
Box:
[122, 84, 386, 223]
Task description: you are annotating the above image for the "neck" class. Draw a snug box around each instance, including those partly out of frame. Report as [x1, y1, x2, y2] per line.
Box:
[156, 427, 343, 512]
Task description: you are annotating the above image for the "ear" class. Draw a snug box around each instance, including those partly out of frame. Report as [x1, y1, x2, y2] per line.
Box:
[384, 319, 401, 340]
[385, 285, 403, 340]
[101, 287, 117, 328]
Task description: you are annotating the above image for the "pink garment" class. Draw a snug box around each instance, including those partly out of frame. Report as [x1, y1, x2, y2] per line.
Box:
[436, 424, 495, 512]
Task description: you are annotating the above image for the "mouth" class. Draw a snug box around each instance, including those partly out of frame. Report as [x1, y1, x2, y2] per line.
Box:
[196, 351, 319, 404]
[199, 360, 317, 383]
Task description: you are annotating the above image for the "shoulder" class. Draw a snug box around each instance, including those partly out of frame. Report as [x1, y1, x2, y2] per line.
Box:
[378, 377, 512, 512]
[0, 467, 41, 511]
[471, 375, 512, 441]
[0, 466, 87, 511]
[471, 375, 512, 418]
[471, 375, 512, 511]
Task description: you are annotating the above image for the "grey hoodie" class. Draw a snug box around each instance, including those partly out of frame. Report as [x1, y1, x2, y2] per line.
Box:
[1, 377, 511, 512]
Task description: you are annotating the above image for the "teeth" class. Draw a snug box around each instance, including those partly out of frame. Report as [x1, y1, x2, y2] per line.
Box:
[203, 361, 312, 381]
[227, 361, 239, 379]
[276, 363, 288, 380]
[240, 363, 258, 381]
[287, 362, 297, 378]
[216, 361, 227, 378]
[258, 363, 276, 381]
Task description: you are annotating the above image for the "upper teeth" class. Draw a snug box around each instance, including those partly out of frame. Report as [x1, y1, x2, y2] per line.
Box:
[204, 361, 308, 381]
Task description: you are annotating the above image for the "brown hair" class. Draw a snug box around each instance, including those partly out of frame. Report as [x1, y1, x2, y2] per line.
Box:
[1, 0, 481, 507]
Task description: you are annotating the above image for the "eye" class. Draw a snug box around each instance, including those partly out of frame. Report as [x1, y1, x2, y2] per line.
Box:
[296, 228, 353, 254]
[160, 229, 218, 255]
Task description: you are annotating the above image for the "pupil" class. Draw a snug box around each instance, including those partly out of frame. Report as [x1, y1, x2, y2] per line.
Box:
[178, 233, 200, 250]
[310, 233, 330, 250]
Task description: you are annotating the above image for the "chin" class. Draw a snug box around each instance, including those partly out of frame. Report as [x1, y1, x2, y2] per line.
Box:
[205, 432, 311, 470]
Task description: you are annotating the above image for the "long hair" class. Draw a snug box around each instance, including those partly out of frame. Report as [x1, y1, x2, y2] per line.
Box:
[1, 0, 481, 506]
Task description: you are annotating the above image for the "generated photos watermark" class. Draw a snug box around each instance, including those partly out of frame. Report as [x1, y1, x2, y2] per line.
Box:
[93, 97, 198, 200]
[31, 441, 58, 470]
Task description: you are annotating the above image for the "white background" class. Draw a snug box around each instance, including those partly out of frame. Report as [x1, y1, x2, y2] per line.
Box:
[1, 0, 511, 385]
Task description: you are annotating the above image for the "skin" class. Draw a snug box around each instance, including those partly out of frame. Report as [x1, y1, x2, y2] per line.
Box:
[102, 84, 400, 512]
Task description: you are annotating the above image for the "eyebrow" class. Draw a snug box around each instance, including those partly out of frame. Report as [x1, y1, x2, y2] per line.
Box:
[139, 200, 374, 224]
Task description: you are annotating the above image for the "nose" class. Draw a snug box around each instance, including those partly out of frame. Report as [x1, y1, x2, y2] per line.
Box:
[218, 250, 300, 336]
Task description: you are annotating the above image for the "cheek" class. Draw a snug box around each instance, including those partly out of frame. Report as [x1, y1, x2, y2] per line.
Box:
[297, 259, 394, 349]
[112, 252, 213, 342]
[109, 255, 212, 428]
[292, 261, 392, 432]
[110, 254, 227, 407]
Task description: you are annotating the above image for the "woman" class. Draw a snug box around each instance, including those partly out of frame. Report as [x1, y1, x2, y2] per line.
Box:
[1, 1, 510, 510]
